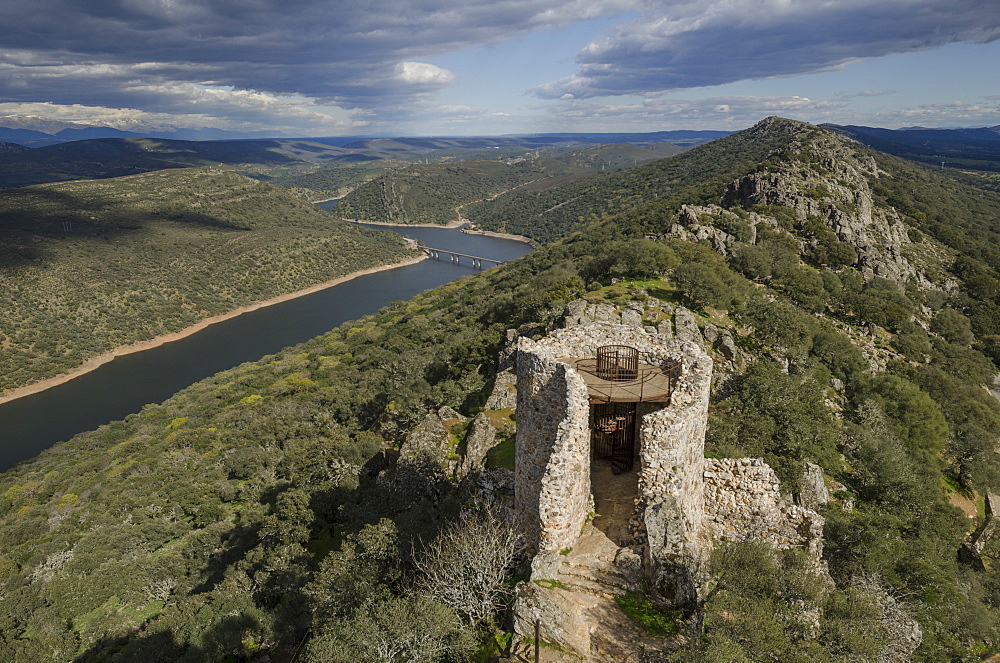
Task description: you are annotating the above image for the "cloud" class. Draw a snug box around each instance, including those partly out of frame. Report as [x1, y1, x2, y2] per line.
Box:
[540, 94, 848, 129]
[0, 1, 995, 134]
[396, 62, 457, 86]
[0, 0, 635, 110]
[889, 101, 1000, 125]
[532, 0, 1000, 99]
[537, 94, 1000, 132]
[835, 90, 897, 99]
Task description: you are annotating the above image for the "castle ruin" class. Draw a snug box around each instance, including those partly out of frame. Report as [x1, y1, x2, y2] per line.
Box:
[511, 309, 824, 655]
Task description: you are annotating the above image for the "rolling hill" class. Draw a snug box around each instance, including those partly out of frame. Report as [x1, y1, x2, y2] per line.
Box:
[0, 168, 416, 394]
[0, 118, 998, 661]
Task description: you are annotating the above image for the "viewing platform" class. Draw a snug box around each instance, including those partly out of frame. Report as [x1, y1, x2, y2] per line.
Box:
[559, 356, 679, 404]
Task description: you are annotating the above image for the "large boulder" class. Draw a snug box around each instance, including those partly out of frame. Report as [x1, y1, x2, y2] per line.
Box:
[458, 412, 497, 478]
[398, 411, 456, 489]
[484, 369, 517, 411]
[673, 306, 703, 347]
[798, 462, 830, 511]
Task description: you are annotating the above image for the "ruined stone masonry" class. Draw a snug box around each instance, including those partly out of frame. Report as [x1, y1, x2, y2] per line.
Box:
[511, 310, 825, 656]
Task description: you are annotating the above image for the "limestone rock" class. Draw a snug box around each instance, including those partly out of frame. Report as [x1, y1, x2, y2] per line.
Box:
[564, 299, 589, 328]
[673, 306, 702, 347]
[512, 581, 594, 655]
[613, 547, 644, 588]
[437, 405, 465, 422]
[566, 298, 588, 318]
[621, 307, 643, 327]
[720, 126, 919, 286]
[798, 462, 830, 511]
[485, 369, 517, 411]
[399, 412, 454, 478]
[477, 466, 514, 498]
[716, 333, 738, 361]
[593, 302, 619, 323]
[703, 322, 720, 344]
[656, 318, 673, 338]
[458, 412, 497, 479]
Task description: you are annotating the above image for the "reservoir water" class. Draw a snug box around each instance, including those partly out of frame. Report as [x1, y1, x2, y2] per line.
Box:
[0, 221, 532, 471]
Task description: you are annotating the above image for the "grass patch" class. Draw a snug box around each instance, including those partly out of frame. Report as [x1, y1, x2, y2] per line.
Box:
[534, 578, 571, 591]
[485, 436, 515, 471]
[614, 590, 681, 636]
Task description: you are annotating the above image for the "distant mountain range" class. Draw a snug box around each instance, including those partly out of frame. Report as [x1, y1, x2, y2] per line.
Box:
[0, 115, 733, 149]
[824, 123, 1000, 171]
[0, 118, 298, 147]
[0, 124, 730, 189]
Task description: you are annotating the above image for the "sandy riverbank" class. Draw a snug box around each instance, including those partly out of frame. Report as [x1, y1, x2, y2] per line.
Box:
[0, 253, 427, 406]
[460, 226, 537, 247]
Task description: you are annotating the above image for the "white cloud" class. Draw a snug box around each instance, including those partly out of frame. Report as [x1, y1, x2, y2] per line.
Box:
[396, 62, 457, 86]
[834, 89, 897, 99]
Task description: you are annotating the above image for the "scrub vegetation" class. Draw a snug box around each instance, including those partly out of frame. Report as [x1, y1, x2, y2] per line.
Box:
[0, 168, 415, 394]
[1, 119, 999, 661]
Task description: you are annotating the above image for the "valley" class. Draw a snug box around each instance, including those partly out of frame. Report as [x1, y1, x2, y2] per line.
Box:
[0, 118, 998, 662]
[0, 169, 418, 396]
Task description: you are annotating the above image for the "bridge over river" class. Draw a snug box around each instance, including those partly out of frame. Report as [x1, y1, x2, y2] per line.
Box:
[421, 246, 507, 268]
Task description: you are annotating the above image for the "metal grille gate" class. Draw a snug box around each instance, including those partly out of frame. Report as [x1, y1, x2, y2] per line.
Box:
[591, 402, 638, 473]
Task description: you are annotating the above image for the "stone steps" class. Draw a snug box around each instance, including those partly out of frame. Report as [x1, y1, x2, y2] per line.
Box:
[558, 563, 631, 589]
[553, 573, 627, 599]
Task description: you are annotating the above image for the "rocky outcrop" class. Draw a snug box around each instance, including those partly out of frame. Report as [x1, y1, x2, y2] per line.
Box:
[399, 411, 454, 474]
[798, 462, 831, 511]
[719, 128, 921, 284]
[513, 526, 666, 660]
[672, 306, 702, 347]
[457, 411, 497, 479]
[484, 368, 517, 410]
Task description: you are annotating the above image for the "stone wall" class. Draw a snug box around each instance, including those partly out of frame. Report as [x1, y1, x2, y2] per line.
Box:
[703, 458, 824, 559]
[514, 341, 592, 572]
[637, 341, 714, 603]
[514, 319, 826, 617]
[515, 323, 714, 585]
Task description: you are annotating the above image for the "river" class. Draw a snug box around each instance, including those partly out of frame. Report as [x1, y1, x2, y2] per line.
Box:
[0, 220, 532, 471]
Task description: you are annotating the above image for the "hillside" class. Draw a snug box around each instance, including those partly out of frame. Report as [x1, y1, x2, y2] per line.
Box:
[0, 138, 381, 189]
[242, 159, 399, 202]
[462, 120, 800, 242]
[334, 159, 559, 225]
[0, 168, 416, 395]
[331, 144, 689, 226]
[1, 118, 999, 661]
[0, 131, 709, 191]
[826, 123, 1000, 173]
[549, 141, 686, 170]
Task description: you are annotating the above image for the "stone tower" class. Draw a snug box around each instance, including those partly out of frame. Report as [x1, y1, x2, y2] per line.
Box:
[514, 322, 714, 600]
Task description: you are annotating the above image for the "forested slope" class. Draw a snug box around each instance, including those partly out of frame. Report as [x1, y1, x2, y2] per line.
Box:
[1, 118, 998, 661]
[463, 120, 799, 242]
[0, 168, 416, 394]
[334, 160, 555, 225]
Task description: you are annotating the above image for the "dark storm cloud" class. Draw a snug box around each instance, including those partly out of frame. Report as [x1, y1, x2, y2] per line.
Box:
[0, 0, 633, 109]
[532, 0, 1000, 99]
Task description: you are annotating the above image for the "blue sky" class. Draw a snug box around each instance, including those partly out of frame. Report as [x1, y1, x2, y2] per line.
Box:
[0, 0, 996, 136]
